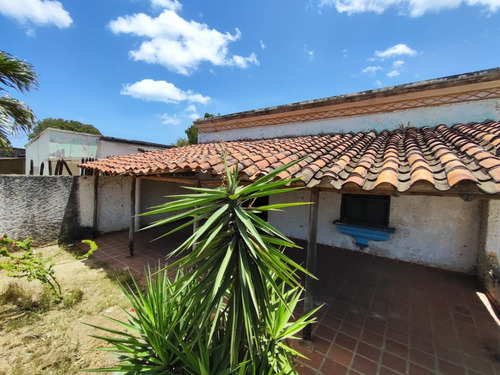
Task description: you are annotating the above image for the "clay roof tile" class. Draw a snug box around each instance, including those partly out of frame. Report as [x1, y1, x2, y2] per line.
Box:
[80, 121, 500, 194]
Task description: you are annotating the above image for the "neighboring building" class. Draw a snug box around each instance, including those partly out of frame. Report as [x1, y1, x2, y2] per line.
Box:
[26, 128, 171, 176]
[0, 147, 25, 174]
[82, 68, 500, 306]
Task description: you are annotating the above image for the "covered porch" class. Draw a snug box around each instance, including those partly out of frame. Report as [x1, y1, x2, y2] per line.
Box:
[92, 229, 500, 375]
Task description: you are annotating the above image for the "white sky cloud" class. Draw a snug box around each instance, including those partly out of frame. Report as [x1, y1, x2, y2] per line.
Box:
[393, 60, 405, 68]
[121, 79, 211, 104]
[320, 0, 500, 16]
[0, 0, 72, 28]
[386, 59, 405, 77]
[304, 45, 314, 61]
[185, 104, 197, 112]
[108, 9, 258, 75]
[361, 65, 381, 74]
[260, 40, 266, 50]
[159, 105, 200, 125]
[151, 0, 182, 12]
[159, 113, 182, 125]
[231, 53, 259, 68]
[375, 44, 417, 59]
[185, 104, 200, 120]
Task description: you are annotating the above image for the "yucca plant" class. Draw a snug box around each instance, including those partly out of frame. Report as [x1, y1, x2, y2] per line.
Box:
[87, 267, 315, 374]
[89, 154, 320, 373]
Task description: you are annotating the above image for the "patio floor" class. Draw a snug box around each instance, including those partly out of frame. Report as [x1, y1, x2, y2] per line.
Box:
[92, 229, 500, 375]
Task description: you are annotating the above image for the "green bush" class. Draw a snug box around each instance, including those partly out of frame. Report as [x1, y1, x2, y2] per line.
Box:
[0, 235, 62, 302]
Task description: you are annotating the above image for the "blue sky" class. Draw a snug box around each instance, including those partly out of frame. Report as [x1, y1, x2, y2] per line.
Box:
[1, 0, 499, 147]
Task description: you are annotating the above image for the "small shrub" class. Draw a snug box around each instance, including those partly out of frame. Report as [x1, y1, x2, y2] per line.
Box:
[63, 288, 84, 308]
[63, 239, 99, 260]
[0, 282, 35, 310]
[38, 284, 55, 311]
[76, 240, 98, 260]
[0, 235, 62, 302]
[0, 282, 54, 311]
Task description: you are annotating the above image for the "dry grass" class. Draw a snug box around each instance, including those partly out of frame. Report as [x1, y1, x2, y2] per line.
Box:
[0, 245, 131, 374]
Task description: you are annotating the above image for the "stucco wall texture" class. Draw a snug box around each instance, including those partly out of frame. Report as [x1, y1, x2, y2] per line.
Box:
[0, 176, 80, 245]
[0, 175, 489, 275]
[0, 175, 131, 245]
[269, 190, 481, 273]
[200, 99, 500, 143]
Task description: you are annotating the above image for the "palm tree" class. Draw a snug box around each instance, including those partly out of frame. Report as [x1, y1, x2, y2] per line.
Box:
[0, 51, 38, 149]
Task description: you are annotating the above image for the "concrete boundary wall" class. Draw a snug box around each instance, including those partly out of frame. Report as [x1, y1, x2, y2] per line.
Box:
[0, 175, 131, 245]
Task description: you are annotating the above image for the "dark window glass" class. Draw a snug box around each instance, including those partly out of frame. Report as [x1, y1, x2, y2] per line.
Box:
[243, 195, 269, 221]
[340, 194, 390, 228]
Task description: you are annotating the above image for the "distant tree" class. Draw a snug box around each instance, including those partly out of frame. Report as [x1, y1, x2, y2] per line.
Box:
[0, 51, 38, 149]
[184, 125, 198, 145]
[174, 137, 189, 147]
[28, 118, 101, 139]
[185, 113, 215, 145]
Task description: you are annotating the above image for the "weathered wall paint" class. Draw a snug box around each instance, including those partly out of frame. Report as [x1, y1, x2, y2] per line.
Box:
[199, 99, 500, 142]
[25, 129, 99, 175]
[96, 175, 133, 233]
[99, 140, 166, 158]
[48, 130, 99, 160]
[0, 176, 91, 245]
[0, 175, 485, 274]
[476, 200, 500, 309]
[25, 129, 168, 176]
[269, 190, 481, 273]
[0, 175, 133, 245]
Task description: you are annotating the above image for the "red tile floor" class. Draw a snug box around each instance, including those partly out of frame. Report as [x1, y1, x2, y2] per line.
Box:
[92, 229, 500, 375]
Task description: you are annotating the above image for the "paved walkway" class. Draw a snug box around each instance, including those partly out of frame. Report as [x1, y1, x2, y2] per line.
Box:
[92, 229, 500, 375]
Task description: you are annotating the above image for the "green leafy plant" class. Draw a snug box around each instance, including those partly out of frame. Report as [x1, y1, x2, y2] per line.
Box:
[88, 267, 316, 374]
[89, 155, 320, 373]
[76, 239, 98, 260]
[0, 235, 62, 302]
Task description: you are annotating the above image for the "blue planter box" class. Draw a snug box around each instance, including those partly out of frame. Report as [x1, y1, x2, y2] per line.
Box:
[334, 221, 395, 248]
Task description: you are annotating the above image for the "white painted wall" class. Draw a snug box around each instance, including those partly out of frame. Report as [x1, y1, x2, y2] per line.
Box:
[25, 129, 168, 176]
[25, 128, 99, 175]
[25, 130, 49, 175]
[98, 140, 166, 158]
[200, 99, 500, 142]
[96, 175, 132, 233]
[48, 130, 99, 160]
[484, 200, 500, 258]
[269, 190, 481, 273]
[78, 176, 95, 228]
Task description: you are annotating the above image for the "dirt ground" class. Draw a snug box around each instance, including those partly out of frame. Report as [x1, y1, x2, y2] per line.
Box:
[0, 245, 133, 374]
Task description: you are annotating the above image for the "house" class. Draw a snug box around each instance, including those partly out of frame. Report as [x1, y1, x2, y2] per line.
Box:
[25, 128, 171, 176]
[81, 67, 500, 309]
[0, 147, 25, 174]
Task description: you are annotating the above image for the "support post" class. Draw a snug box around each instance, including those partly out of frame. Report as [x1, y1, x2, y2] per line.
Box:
[129, 176, 137, 257]
[303, 188, 320, 340]
[134, 177, 141, 232]
[192, 179, 201, 251]
[92, 172, 99, 238]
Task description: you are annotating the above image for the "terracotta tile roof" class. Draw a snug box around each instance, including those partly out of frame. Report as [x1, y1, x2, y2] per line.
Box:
[81, 121, 500, 194]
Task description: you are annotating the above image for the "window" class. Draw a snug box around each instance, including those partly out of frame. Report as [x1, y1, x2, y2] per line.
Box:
[339, 194, 390, 228]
